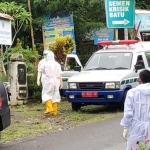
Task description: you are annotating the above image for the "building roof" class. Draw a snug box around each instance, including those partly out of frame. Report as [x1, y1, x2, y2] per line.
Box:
[0, 13, 13, 20]
[135, 9, 150, 14]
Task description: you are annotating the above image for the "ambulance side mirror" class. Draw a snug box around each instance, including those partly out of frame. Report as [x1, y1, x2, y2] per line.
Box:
[135, 60, 145, 72]
[135, 63, 144, 73]
[135, 64, 143, 70]
[74, 66, 81, 72]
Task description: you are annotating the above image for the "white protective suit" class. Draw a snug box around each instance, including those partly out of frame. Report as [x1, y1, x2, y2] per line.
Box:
[120, 83, 150, 150]
[37, 50, 51, 86]
[38, 51, 62, 103]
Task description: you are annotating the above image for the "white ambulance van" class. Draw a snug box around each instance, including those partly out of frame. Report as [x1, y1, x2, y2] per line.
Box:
[65, 40, 150, 111]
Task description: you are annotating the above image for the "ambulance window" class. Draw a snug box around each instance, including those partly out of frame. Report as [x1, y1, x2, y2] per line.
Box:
[145, 52, 150, 67]
[65, 57, 79, 70]
[136, 55, 145, 68]
[84, 52, 132, 70]
[84, 54, 100, 70]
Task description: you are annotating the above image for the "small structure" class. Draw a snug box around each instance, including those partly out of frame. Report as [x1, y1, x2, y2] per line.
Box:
[9, 54, 28, 105]
[0, 13, 13, 75]
[135, 9, 150, 41]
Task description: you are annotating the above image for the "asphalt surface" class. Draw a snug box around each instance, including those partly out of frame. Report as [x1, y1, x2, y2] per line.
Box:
[1, 116, 126, 150]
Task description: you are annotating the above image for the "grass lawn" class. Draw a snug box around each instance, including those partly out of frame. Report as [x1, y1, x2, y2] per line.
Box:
[1, 100, 123, 143]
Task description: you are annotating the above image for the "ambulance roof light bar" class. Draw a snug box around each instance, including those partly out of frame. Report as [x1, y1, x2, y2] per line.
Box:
[98, 40, 139, 46]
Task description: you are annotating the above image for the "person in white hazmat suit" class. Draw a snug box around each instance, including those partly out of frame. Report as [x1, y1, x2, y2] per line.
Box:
[37, 50, 63, 115]
[37, 49, 49, 92]
[120, 69, 150, 150]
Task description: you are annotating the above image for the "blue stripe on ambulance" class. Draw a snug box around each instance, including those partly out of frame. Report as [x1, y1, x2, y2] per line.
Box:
[62, 78, 68, 82]
[121, 78, 138, 85]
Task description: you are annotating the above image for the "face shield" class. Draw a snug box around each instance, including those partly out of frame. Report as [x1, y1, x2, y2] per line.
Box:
[43, 50, 50, 59]
[46, 51, 54, 60]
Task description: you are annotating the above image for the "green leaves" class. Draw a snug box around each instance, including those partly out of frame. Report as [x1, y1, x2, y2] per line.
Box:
[135, 0, 150, 9]
[3, 39, 40, 73]
[0, 2, 31, 45]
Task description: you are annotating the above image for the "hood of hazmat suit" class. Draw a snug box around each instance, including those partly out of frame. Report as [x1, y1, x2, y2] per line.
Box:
[43, 49, 51, 59]
[46, 51, 55, 61]
[136, 83, 150, 95]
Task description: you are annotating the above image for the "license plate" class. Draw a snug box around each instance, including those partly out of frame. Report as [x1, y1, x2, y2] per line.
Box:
[81, 92, 98, 98]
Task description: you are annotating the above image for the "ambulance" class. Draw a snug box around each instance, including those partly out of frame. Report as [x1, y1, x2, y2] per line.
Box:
[65, 40, 150, 111]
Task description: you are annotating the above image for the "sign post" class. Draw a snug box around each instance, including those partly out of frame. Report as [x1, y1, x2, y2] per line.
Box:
[42, 12, 75, 50]
[105, 0, 135, 39]
[0, 13, 13, 75]
[0, 13, 13, 45]
[115, 29, 118, 40]
[94, 32, 114, 45]
[135, 10, 150, 31]
[105, 0, 135, 28]
[135, 10, 150, 41]
[124, 28, 128, 40]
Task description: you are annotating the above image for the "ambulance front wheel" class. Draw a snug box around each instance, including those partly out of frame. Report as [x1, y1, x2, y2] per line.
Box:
[120, 90, 129, 109]
[71, 103, 81, 111]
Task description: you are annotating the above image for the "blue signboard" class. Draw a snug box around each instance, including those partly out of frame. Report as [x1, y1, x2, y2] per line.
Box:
[135, 14, 150, 31]
[94, 32, 114, 45]
[105, 0, 135, 28]
[42, 12, 75, 49]
[43, 12, 74, 27]
[63, 30, 75, 41]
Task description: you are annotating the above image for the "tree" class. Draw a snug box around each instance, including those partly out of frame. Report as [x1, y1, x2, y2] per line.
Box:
[0, 2, 31, 46]
[5, 38, 39, 73]
[0, 0, 106, 54]
[32, 0, 105, 53]
[135, 0, 150, 9]
[27, 0, 35, 50]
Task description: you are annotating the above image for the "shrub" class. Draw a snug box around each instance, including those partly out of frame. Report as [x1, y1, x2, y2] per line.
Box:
[0, 75, 8, 82]
[3, 39, 40, 73]
[50, 35, 75, 64]
[27, 71, 42, 102]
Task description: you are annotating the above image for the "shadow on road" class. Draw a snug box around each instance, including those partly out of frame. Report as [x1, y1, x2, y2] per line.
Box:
[80, 104, 123, 114]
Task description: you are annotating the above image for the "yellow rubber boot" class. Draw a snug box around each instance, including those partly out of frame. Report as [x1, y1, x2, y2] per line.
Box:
[44, 100, 53, 114]
[52, 102, 58, 116]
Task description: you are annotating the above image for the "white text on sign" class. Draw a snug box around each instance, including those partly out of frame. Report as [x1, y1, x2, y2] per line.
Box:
[109, 1, 130, 17]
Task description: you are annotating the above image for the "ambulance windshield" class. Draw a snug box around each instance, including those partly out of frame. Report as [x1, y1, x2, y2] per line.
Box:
[84, 52, 133, 70]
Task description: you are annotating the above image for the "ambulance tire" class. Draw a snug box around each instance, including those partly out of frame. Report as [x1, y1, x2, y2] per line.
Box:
[71, 103, 81, 111]
[120, 90, 129, 110]
[59, 89, 64, 97]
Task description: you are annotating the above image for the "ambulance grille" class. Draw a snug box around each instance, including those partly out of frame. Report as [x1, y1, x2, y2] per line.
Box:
[79, 82, 103, 89]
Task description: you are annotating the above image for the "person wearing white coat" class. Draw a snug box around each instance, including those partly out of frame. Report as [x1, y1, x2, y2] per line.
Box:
[120, 69, 150, 150]
[37, 50, 49, 84]
[37, 50, 63, 115]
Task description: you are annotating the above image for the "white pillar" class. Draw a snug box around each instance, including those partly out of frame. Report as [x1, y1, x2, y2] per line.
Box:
[124, 28, 128, 40]
[115, 29, 118, 40]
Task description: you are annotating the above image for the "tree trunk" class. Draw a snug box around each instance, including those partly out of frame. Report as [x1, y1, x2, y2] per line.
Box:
[28, 0, 35, 50]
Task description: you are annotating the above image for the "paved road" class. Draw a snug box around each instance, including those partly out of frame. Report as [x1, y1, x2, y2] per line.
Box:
[1, 116, 126, 150]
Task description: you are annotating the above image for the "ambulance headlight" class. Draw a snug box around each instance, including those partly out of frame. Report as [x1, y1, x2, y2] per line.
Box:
[68, 83, 77, 89]
[105, 82, 120, 89]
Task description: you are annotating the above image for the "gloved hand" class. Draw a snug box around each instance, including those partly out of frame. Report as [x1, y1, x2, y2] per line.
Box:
[123, 127, 129, 140]
[37, 80, 40, 86]
[37, 72, 41, 86]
